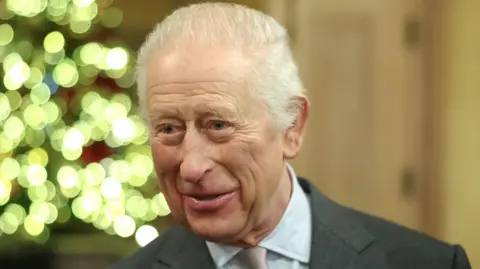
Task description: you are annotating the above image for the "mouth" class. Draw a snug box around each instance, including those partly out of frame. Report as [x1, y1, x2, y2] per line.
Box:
[191, 194, 224, 200]
[184, 191, 236, 212]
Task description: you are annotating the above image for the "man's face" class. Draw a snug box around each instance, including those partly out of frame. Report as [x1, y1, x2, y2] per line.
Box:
[145, 46, 293, 243]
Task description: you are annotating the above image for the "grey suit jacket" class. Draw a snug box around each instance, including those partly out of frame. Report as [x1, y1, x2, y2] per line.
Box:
[109, 178, 471, 269]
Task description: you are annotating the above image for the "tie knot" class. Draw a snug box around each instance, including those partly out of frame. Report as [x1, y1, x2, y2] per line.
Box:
[238, 247, 268, 269]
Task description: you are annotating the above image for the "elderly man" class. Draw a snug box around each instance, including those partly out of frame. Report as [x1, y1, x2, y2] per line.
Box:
[111, 3, 471, 269]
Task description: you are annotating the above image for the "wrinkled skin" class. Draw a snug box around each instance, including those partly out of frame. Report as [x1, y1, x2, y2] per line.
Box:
[145, 45, 309, 246]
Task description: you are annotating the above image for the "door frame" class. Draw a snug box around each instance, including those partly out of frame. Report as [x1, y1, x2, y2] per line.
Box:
[420, 0, 446, 238]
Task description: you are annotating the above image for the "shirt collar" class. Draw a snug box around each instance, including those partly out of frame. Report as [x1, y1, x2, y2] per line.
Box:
[206, 163, 312, 267]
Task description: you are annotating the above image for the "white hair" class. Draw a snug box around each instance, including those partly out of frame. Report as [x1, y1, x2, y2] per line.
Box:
[136, 2, 305, 130]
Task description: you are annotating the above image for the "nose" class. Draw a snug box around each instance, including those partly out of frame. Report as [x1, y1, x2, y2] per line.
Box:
[179, 130, 214, 183]
[180, 152, 214, 183]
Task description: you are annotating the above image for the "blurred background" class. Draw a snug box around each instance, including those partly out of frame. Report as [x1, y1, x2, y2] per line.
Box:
[0, 0, 478, 268]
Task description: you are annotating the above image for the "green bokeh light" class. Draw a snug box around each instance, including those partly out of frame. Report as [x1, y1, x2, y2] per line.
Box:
[16, 41, 34, 62]
[0, 157, 20, 180]
[126, 196, 148, 219]
[84, 162, 105, 186]
[101, 7, 123, 29]
[24, 215, 45, 236]
[0, 133, 14, 154]
[73, 0, 95, 8]
[25, 67, 44, 89]
[3, 52, 22, 72]
[80, 42, 102, 65]
[4, 115, 25, 139]
[71, 197, 90, 219]
[63, 127, 85, 150]
[81, 91, 101, 112]
[30, 83, 51, 105]
[24, 104, 47, 130]
[70, 20, 92, 34]
[6, 0, 48, 17]
[25, 128, 47, 148]
[0, 212, 19, 234]
[105, 47, 128, 70]
[0, 93, 11, 121]
[0, 2, 15, 20]
[56, 205, 71, 223]
[53, 58, 78, 87]
[30, 201, 57, 224]
[5, 90, 22, 111]
[48, 0, 69, 11]
[101, 177, 122, 200]
[135, 225, 159, 247]
[5, 204, 27, 225]
[44, 49, 65, 65]
[0, 0, 163, 243]
[5, 61, 30, 90]
[0, 24, 14, 46]
[104, 199, 125, 220]
[27, 164, 47, 186]
[28, 184, 49, 202]
[16, 165, 31, 188]
[113, 215, 135, 238]
[70, 2, 98, 21]
[43, 31, 65, 53]
[80, 190, 102, 212]
[50, 128, 66, 151]
[105, 66, 126, 79]
[131, 154, 154, 178]
[57, 166, 79, 189]
[105, 102, 127, 123]
[42, 101, 61, 124]
[27, 148, 49, 167]
[112, 117, 135, 143]
[0, 179, 12, 205]
[151, 193, 171, 217]
[108, 160, 131, 183]
[60, 184, 81, 198]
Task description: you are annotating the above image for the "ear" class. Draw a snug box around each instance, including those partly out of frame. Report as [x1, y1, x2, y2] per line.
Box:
[283, 95, 309, 159]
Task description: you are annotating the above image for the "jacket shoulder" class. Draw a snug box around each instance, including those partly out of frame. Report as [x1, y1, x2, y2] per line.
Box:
[108, 225, 185, 269]
[344, 207, 470, 268]
[347, 207, 447, 247]
[300, 178, 450, 249]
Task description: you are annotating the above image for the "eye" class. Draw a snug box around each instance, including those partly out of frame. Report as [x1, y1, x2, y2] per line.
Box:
[207, 120, 229, 130]
[157, 123, 178, 134]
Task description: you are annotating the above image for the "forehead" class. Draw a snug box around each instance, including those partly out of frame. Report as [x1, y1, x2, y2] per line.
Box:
[148, 81, 240, 118]
[146, 45, 251, 87]
[145, 46, 260, 118]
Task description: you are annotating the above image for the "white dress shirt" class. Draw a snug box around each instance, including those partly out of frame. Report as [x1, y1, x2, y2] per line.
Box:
[206, 164, 312, 269]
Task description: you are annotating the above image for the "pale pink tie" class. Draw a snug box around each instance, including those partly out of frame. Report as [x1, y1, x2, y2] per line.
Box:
[238, 247, 268, 269]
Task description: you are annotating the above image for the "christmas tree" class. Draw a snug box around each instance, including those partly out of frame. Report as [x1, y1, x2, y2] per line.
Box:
[0, 0, 169, 247]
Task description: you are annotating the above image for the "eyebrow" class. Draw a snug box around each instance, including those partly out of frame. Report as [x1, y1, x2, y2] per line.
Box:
[148, 107, 180, 119]
[148, 106, 237, 123]
[200, 107, 235, 119]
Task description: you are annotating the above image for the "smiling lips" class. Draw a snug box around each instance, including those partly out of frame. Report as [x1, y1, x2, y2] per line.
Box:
[184, 191, 237, 212]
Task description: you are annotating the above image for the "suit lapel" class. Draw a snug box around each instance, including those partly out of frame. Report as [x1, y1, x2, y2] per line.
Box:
[176, 230, 215, 269]
[154, 226, 215, 269]
[299, 179, 377, 269]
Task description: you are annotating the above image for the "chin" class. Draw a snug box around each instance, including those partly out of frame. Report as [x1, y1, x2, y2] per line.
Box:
[187, 215, 245, 242]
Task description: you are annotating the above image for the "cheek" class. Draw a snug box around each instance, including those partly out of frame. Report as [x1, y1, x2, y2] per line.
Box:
[226, 135, 283, 200]
[217, 141, 264, 204]
[151, 141, 180, 175]
[151, 142, 182, 200]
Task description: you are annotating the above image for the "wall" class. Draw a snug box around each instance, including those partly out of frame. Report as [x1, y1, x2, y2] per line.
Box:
[114, 0, 264, 46]
[441, 0, 480, 266]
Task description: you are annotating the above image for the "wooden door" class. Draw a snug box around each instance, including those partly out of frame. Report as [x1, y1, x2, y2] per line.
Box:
[266, 0, 426, 231]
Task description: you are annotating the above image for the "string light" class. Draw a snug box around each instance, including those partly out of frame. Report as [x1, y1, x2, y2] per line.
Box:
[0, 0, 164, 245]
